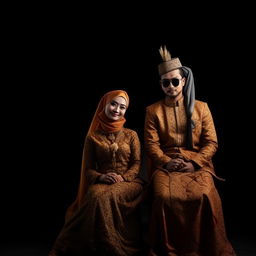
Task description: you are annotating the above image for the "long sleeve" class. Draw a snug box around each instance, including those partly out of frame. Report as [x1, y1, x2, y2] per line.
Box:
[122, 131, 141, 182]
[83, 136, 101, 185]
[144, 106, 172, 167]
[64, 135, 102, 219]
[187, 102, 218, 167]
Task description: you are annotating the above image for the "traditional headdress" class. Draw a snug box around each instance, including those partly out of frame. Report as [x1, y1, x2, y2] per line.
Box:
[158, 46, 195, 149]
[158, 45, 182, 76]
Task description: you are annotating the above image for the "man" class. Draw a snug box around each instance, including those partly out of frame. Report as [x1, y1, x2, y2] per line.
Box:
[144, 46, 236, 256]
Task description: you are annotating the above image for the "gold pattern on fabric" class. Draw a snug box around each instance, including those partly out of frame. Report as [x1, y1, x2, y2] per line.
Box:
[144, 97, 236, 255]
[106, 132, 121, 169]
[50, 128, 146, 256]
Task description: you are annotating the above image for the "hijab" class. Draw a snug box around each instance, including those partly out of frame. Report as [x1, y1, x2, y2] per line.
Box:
[65, 90, 129, 220]
[88, 90, 129, 135]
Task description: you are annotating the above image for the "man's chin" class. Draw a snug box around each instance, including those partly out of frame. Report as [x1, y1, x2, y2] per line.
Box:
[166, 93, 176, 98]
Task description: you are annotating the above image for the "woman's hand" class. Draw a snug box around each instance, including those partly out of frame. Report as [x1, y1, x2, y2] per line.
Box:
[98, 172, 124, 184]
[107, 172, 124, 183]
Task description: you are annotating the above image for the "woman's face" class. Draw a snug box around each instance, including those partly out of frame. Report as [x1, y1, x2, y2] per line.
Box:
[105, 96, 127, 121]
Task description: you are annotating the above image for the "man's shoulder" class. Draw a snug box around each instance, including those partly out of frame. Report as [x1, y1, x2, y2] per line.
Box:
[194, 99, 212, 114]
[146, 100, 163, 110]
[195, 99, 208, 107]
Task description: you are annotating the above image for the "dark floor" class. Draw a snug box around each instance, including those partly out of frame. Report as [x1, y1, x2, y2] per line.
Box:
[229, 235, 256, 256]
[0, 234, 255, 256]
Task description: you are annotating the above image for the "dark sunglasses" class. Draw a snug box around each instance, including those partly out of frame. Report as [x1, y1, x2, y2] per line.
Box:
[160, 78, 182, 88]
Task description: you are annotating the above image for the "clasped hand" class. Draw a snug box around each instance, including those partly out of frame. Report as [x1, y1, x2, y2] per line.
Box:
[165, 158, 195, 172]
[99, 172, 124, 184]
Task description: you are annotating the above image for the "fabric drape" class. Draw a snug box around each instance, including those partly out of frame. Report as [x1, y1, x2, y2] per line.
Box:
[49, 90, 146, 256]
[66, 90, 130, 220]
[144, 97, 236, 255]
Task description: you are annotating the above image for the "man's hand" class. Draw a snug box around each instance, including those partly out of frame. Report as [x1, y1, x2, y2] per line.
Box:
[166, 159, 195, 172]
[178, 161, 195, 172]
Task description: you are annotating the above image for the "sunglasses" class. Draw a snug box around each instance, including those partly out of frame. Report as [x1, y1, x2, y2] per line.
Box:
[160, 78, 183, 88]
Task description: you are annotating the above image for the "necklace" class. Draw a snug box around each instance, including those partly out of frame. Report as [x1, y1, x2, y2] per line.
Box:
[107, 133, 119, 153]
[106, 132, 120, 169]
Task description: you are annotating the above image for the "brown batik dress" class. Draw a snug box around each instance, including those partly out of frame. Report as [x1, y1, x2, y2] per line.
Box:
[49, 128, 146, 256]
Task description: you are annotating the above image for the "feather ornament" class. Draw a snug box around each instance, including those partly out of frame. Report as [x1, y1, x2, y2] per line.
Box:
[159, 45, 172, 61]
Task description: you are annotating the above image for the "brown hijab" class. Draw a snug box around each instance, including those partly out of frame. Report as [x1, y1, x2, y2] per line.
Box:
[65, 90, 129, 220]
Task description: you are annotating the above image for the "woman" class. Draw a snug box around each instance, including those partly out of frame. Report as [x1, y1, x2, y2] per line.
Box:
[49, 90, 146, 256]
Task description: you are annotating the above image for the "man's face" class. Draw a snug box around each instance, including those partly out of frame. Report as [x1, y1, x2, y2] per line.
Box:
[160, 69, 185, 98]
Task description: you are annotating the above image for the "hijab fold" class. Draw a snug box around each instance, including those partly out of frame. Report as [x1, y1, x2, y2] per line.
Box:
[88, 90, 129, 135]
[65, 90, 129, 220]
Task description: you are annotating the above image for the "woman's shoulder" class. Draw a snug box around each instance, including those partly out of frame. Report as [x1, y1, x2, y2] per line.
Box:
[122, 128, 138, 138]
[86, 131, 105, 142]
[88, 129, 138, 139]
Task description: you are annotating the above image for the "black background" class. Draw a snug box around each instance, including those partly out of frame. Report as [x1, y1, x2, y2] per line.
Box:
[2, 2, 256, 253]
